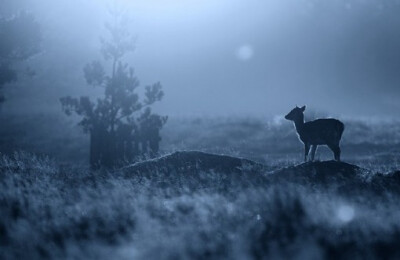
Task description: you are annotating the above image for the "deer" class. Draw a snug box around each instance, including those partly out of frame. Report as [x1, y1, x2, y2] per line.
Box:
[284, 106, 344, 162]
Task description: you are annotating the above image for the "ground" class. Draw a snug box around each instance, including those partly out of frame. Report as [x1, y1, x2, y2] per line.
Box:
[1, 148, 400, 259]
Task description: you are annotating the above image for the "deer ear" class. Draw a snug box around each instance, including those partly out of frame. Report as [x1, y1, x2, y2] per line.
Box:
[300, 105, 306, 112]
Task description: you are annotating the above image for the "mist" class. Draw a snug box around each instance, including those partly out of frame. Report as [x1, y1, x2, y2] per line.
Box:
[3, 1, 400, 259]
[2, 0, 400, 118]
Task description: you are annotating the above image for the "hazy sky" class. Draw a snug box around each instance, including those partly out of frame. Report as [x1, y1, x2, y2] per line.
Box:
[3, 0, 400, 118]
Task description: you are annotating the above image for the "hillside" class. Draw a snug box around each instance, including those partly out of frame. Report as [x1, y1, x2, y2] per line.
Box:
[1, 151, 400, 259]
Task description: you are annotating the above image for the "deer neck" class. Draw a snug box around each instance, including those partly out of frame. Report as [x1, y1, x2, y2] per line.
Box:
[293, 117, 305, 133]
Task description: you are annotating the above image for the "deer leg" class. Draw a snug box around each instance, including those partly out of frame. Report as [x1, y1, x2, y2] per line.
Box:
[335, 146, 341, 161]
[328, 144, 341, 161]
[310, 145, 318, 161]
[304, 143, 310, 162]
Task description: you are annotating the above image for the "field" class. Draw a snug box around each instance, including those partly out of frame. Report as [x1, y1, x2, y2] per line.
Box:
[1, 116, 400, 259]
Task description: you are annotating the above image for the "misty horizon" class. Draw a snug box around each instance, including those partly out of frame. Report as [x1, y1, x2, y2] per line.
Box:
[1, 0, 400, 118]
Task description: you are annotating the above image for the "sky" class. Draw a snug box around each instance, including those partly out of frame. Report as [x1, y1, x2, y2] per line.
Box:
[2, 0, 400, 118]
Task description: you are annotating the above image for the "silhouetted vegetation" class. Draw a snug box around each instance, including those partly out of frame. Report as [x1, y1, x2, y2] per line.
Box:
[0, 11, 41, 103]
[60, 13, 167, 168]
[1, 152, 400, 259]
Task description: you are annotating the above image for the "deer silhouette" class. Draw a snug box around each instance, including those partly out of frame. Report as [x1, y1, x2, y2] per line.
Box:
[285, 106, 344, 162]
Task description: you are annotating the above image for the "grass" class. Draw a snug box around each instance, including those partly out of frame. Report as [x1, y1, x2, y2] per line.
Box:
[1, 113, 400, 169]
[161, 116, 400, 171]
[1, 150, 400, 259]
[1, 115, 400, 259]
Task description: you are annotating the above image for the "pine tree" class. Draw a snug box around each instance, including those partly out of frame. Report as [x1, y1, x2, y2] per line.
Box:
[61, 14, 167, 168]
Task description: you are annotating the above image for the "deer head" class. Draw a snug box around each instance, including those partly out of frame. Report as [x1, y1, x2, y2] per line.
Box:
[285, 105, 306, 122]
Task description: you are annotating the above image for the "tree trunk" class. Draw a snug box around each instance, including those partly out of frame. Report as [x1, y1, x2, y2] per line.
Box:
[89, 129, 101, 169]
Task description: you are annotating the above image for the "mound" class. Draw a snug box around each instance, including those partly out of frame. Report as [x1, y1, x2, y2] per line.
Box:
[121, 151, 400, 194]
[270, 161, 400, 194]
[269, 160, 375, 194]
[122, 151, 267, 178]
[271, 160, 364, 183]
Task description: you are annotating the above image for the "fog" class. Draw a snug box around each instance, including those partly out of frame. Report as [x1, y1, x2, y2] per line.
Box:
[2, 0, 400, 117]
[3, 2, 400, 259]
